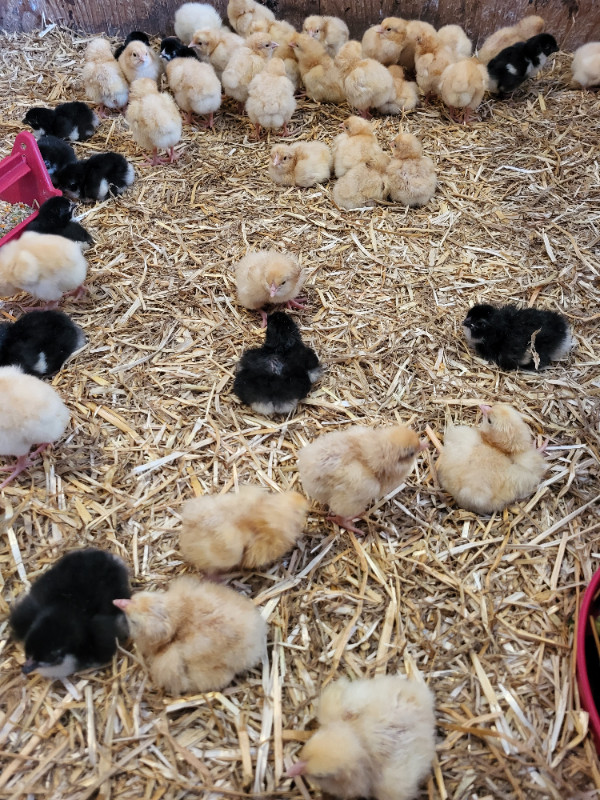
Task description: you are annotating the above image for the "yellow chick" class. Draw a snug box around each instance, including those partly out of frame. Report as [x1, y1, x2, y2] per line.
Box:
[162, 42, 221, 128]
[235, 249, 305, 324]
[269, 141, 332, 187]
[333, 151, 390, 211]
[0, 366, 70, 490]
[221, 32, 278, 108]
[414, 30, 457, 97]
[572, 42, 600, 88]
[117, 39, 162, 83]
[387, 133, 436, 206]
[0, 231, 87, 304]
[439, 57, 489, 123]
[125, 78, 183, 165]
[267, 19, 301, 89]
[190, 27, 244, 78]
[287, 674, 436, 800]
[302, 15, 349, 58]
[437, 24, 473, 59]
[298, 424, 423, 534]
[477, 15, 545, 65]
[82, 39, 129, 116]
[378, 65, 419, 113]
[180, 486, 308, 572]
[387, 19, 437, 72]
[362, 18, 407, 65]
[436, 403, 547, 514]
[174, 2, 222, 45]
[227, 0, 275, 37]
[114, 576, 266, 695]
[332, 116, 383, 178]
[245, 56, 296, 138]
[334, 40, 395, 117]
[289, 33, 345, 103]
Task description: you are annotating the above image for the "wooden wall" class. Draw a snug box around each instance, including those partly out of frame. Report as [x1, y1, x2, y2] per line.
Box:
[1, 0, 598, 50]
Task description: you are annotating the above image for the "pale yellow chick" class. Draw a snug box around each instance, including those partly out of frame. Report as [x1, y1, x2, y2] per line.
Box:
[235, 249, 305, 323]
[298, 423, 423, 533]
[227, 0, 275, 37]
[437, 24, 473, 59]
[378, 65, 419, 113]
[335, 40, 395, 117]
[266, 19, 300, 89]
[165, 55, 221, 128]
[302, 15, 349, 58]
[269, 141, 332, 187]
[287, 674, 436, 800]
[388, 133, 436, 206]
[118, 39, 162, 83]
[363, 17, 407, 66]
[289, 33, 345, 104]
[397, 19, 437, 71]
[572, 42, 600, 88]
[477, 15, 545, 65]
[190, 27, 244, 78]
[126, 78, 183, 165]
[114, 576, 266, 695]
[174, 2, 222, 45]
[82, 39, 129, 116]
[180, 486, 308, 572]
[221, 32, 278, 107]
[439, 57, 489, 123]
[414, 30, 457, 96]
[436, 403, 547, 514]
[332, 116, 383, 178]
[245, 56, 296, 138]
[333, 151, 390, 211]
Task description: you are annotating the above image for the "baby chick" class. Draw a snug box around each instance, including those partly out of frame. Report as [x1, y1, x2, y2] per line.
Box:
[25, 196, 94, 249]
[287, 674, 436, 800]
[398, 20, 438, 71]
[55, 152, 135, 202]
[437, 404, 547, 514]
[160, 36, 221, 128]
[298, 424, 423, 534]
[246, 56, 296, 138]
[174, 2, 222, 44]
[10, 548, 130, 678]
[572, 42, 600, 87]
[190, 27, 244, 78]
[0, 310, 85, 377]
[23, 101, 99, 142]
[334, 41, 395, 117]
[36, 134, 77, 180]
[387, 133, 436, 206]
[221, 32, 278, 109]
[332, 116, 383, 179]
[0, 365, 70, 489]
[414, 30, 456, 97]
[289, 33, 346, 104]
[233, 311, 321, 415]
[180, 485, 308, 572]
[113, 576, 266, 694]
[113, 31, 151, 60]
[477, 15, 545, 65]
[487, 34, 558, 94]
[333, 151, 390, 210]
[266, 19, 301, 89]
[82, 38, 129, 116]
[439, 57, 489, 123]
[235, 249, 305, 324]
[378, 65, 419, 114]
[125, 78, 183, 165]
[302, 15, 349, 58]
[118, 37, 162, 83]
[227, 0, 275, 37]
[463, 303, 572, 370]
[362, 18, 406, 66]
[269, 141, 332, 187]
[437, 24, 473, 59]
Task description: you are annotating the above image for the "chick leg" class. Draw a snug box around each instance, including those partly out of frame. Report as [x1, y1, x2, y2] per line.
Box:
[327, 515, 366, 536]
[184, 111, 194, 125]
[96, 104, 108, 119]
[167, 146, 182, 163]
[146, 149, 167, 166]
[281, 122, 291, 137]
[0, 445, 48, 489]
[253, 123, 262, 140]
[259, 309, 269, 327]
[63, 285, 87, 301]
[358, 108, 372, 120]
[199, 112, 214, 129]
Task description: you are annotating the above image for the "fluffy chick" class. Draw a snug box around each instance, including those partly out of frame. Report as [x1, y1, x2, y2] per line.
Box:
[0, 310, 85, 377]
[235, 250, 305, 323]
[414, 30, 457, 96]
[439, 57, 489, 123]
[113, 31, 151, 60]
[227, 0, 275, 37]
[334, 40, 395, 117]
[437, 24, 472, 59]
[572, 41, 600, 87]
[174, 2, 222, 44]
[298, 424, 423, 533]
[190, 27, 244, 78]
[487, 33, 558, 93]
[125, 78, 183, 164]
[221, 32, 278, 107]
[10, 548, 130, 678]
[36, 134, 77, 180]
[378, 65, 419, 113]
[303, 15, 349, 58]
[437, 404, 547, 514]
[396, 20, 438, 71]
[23, 101, 99, 142]
[180, 485, 308, 571]
[0, 365, 70, 489]
[118, 38, 162, 83]
[114, 576, 266, 694]
[25, 196, 93, 249]
[333, 151, 390, 210]
[246, 56, 296, 138]
[363, 18, 407, 66]
[287, 674, 436, 800]
[265, 19, 300, 89]
[160, 36, 221, 128]
[269, 141, 332, 187]
[82, 38, 129, 116]
[289, 33, 345, 104]
[332, 115, 382, 178]
[55, 152, 135, 202]
[477, 15, 545, 65]
[387, 133, 436, 206]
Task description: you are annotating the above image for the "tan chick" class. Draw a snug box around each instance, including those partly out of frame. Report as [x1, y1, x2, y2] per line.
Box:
[378, 65, 419, 114]
[221, 32, 278, 109]
[174, 2, 222, 45]
[298, 423, 424, 534]
[190, 27, 243, 79]
[269, 141, 332, 187]
[246, 56, 296, 138]
[388, 133, 436, 206]
[117, 38, 162, 83]
[82, 39, 129, 116]
[180, 486, 308, 572]
[572, 42, 600, 88]
[0, 231, 87, 304]
[436, 403, 547, 514]
[227, 0, 275, 37]
[302, 15, 349, 58]
[287, 674, 436, 800]
[113, 576, 266, 695]
[334, 40, 395, 117]
[332, 116, 383, 178]
[333, 151, 390, 211]
[414, 30, 457, 97]
[397, 20, 437, 71]
[289, 33, 346, 104]
[266, 19, 301, 89]
[363, 17, 407, 66]
[125, 78, 183, 165]
[235, 249, 305, 324]
[161, 41, 221, 128]
[477, 15, 545, 65]
[437, 24, 473, 59]
[439, 57, 489, 123]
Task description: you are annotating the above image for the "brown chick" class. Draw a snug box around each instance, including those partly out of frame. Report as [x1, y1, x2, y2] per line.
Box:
[245, 57, 296, 138]
[334, 41, 395, 117]
[164, 51, 221, 128]
[82, 39, 129, 116]
[414, 30, 457, 97]
[437, 24, 473, 59]
[378, 65, 419, 113]
[0, 231, 87, 304]
[125, 78, 183, 165]
[113, 576, 266, 695]
[572, 42, 600, 88]
[180, 486, 308, 572]
[190, 27, 244, 78]
[287, 674, 436, 800]
[397, 20, 437, 71]
[302, 15, 349, 58]
[235, 250, 305, 324]
[221, 32, 278, 108]
[439, 57, 489, 124]
[298, 424, 424, 534]
[289, 33, 346, 104]
[363, 17, 407, 66]
[436, 403, 547, 514]
[269, 141, 332, 187]
[118, 39, 162, 83]
[388, 133, 436, 206]
[333, 151, 390, 211]
[227, 0, 275, 37]
[477, 15, 545, 65]
[332, 116, 383, 178]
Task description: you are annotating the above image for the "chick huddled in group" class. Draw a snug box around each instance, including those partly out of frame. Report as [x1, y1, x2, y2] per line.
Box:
[333, 151, 390, 210]
[246, 56, 296, 138]
[334, 41, 395, 118]
[114, 576, 266, 694]
[487, 33, 558, 94]
[437, 24, 473, 59]
[302, 15, 349, 58]
[25, 196, 94, 249]
[436, 403, 547, 514]
[439, 57, 489, 123]
[289, 34, 345, 104]
[55, 152, 135, 202]
[234, 249, 305, 324]
[174, 1, 222, 44]
[361, 18, 403, 66]
[180, 485, 308, 572]
[126, 78, 183, 164]
[477, 15, 545, 65]
[571, 42, 600, 87]
[227, 0, 275, 38]
[332, 116, 383, 178]
[287, 674, 436, 800]
[378, 65, 419, 114]
[298, 424, 424, 533]
[36, 134, 77, 179]
[23, 101, 99, 142]
[0, 310, 85, 377]
[160, 36, 221, 128]
[221, 32, 278, 109]
[387, 133, 437, 206]
[414, 30, 456, 98]
[117, 35, 162, 83]
[82, 38, 129, 116]
[190, 27, 244, 78]
[269, 141, 332, 187]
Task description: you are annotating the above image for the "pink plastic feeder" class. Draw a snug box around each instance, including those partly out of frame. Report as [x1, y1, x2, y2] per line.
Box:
[576, 567, 600, 754]
[0, 131, 62, 248]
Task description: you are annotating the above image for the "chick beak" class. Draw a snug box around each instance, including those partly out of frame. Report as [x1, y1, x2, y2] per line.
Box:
[22, 658, 39, 675]
[273, 153, 281, 166]
[269, 282, 278, 298]
[479, 404, 493, 416]
[113, 598, 132, 610]
[376, 25, 384, 35]
[271, 42, 279, 51]
[286, 760, 307, 778]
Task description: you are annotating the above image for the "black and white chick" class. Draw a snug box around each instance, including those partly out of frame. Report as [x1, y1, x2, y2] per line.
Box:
[36, 134, 77, 180]
[55, 152, 135, 202]
[23, 101, 99, 141]
[160, 35, 201, 61]
[488, 33, 559, 93]
[233, 312, 321, 415]
[25, 197, 94, 249]
[114, 30, 151, 60]
[10, 548, 131, 679]
[0, 310, 85, 377]
[463, 303, 572, 370]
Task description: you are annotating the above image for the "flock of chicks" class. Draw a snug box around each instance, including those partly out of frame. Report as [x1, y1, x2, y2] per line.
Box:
[1, 1, 597, 798]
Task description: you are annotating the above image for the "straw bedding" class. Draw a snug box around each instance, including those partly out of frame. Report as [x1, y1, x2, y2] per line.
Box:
[0, 24, 599, 800]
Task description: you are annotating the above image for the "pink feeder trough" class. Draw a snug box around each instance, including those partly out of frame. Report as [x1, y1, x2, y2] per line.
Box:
[576, 567, 600, 754]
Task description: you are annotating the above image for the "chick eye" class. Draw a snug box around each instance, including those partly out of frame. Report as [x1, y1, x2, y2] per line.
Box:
[281, 279, 287, 284]
[386, 26, 392, 32]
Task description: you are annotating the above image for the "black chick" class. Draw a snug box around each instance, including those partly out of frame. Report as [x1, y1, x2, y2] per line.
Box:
[114, 30, 151, 60]
[488, 33, 559, 94]
[25, 196, 94, 249]
[10, 548, 131, 679]
[55, 152, 135, 202]
[159, 36, 200, 62]
[233, 312, 321, 415]
[36, 134, 77, 180]
[0, 310, 85, 377]
[463, 303, 572, 370]
[23, 101, 99, 141]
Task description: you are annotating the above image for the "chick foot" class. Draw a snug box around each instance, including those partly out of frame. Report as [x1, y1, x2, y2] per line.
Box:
[146, 149, 168, 166]
[63, 285, 87, 301]
[327, 514, 366, 536]
[286, 297, 307, 310]
[260, 309, 269, 327]
[0, 444, 48, 489]
[358, 108, 372, 119]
